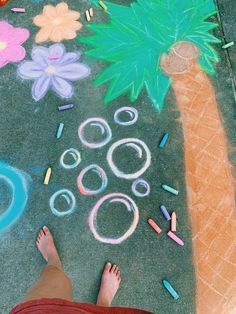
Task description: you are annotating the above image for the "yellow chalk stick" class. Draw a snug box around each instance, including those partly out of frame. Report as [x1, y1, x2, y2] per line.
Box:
[44, 167, 52, 185]
[99, 1, 107, 11]
[171, 212, 177, 232]
[89, 8, 94, 17]
[85, 10, 91, 21]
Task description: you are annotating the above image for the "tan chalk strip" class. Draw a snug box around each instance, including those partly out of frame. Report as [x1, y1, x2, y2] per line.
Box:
[44, 167, 52, 185]
[89, 8, 94, 17]
[99, 1, 108, 11]
[171, 212, 177, 232]
[85, 10, 91, 21]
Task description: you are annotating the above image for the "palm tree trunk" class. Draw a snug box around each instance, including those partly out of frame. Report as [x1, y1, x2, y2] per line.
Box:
[161, 42, 236, 314]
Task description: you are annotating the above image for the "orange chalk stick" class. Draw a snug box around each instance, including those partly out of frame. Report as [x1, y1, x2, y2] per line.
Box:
[171, 212, 177, 232]
[148, 218, 162, 234]
[99, 1, 107, 11]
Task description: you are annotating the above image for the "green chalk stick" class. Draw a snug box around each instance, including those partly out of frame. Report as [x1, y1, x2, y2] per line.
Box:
[222, 42, 234, 49]
[161, 184, 179, 195]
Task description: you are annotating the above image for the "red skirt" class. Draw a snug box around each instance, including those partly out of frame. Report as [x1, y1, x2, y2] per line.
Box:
[9, 298, 154, 314]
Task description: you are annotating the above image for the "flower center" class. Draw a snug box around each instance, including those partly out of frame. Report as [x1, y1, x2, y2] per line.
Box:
[0, 41, 7, 51]
[45, 65, 57, 75]
[52, 18, 63, 26]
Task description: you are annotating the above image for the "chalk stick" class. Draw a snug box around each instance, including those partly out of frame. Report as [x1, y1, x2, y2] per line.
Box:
[85, 10, 91, 21]
[163, 279, 180, 300]
[160, 205, 171, 221]
[58, 103, 74, 111]
[222, 42, 234, 49]
[148, 218, 162, 234]
[89, 8, 94, 17]
[11, 7, 25, 12]
[167, 231, 184, 246]
[171, 212, 177, 232]
[162, 184, 179, 195]
[159, 133, 169, 148]
[44, 167, 52, 185]
[48, 55, 60, 60]
[99, 1, 108, 11]
[56, 123, 64, 139]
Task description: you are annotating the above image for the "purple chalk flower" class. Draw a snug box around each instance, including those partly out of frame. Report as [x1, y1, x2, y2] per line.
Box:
[18, 43, 91, 101]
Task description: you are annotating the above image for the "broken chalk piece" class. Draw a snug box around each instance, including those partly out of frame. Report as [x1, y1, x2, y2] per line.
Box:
[58, 103, 74, 111]
[44, 167, 52, 185]
[163, 279, 180, 300]
[11, 7, 25, 12]
[167, 231, 184, 246]
[89, 8, 94, 17]
[162, 184, 179, 195]
[48, 55, 60, 60]
[85, 10, 91, 21]
[99, 1, 108, 11]
[171, 212, 177, 232]
[148, 218, 162, 234]
[222, 42, 234, 49]
[160, 205, 171, 221]
[56, 123, 64, 139]
[159, 133, 169, 148]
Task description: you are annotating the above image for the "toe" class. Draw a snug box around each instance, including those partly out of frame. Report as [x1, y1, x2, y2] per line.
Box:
[116, 268, 120, 276]
[111, 264, 117, 273]
[40, 230, 44, 237]
[105, 262, 112, 272]
[43, 226, 49, 235]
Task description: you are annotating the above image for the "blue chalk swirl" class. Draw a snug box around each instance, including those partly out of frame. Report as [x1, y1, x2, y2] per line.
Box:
[0, 162, 30, 233]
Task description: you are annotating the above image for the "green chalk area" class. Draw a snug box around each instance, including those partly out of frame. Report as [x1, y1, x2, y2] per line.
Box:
[0, 1, 236, 314]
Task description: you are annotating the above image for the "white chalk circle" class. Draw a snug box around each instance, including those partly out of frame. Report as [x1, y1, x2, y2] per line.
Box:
[50, 189, 76, 217]
[107, 138, 151, 180]
[77, 164, 108, 196]
[114, 107, 138, 126]
[132, 178, 150, 197]
[78, 117, 112, 149]
[60, 148, 81, 169]
[88, 193, 139, 244]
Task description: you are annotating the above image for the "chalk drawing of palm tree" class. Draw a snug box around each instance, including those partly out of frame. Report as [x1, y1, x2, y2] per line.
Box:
[79, 1, 236, 312]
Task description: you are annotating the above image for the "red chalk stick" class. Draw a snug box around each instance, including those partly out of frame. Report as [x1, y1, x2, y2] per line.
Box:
[148, 218, 162, 234]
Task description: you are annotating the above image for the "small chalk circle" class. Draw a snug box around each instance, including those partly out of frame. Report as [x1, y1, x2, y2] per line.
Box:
[222, 42, 234, 49]
[159, 133, 169, 148]
[99, 1, 108, 11]
[48, 55, 60, 60]
[148, 218, 162, 234]
[44, 167, 52, 185]
[58, 104, 74, 111]
[162, 184, 179, 195]
[167, 231, 184, 246]
[160, 205, 171, 221]
[89, 8, 94, 16]
[86, 10, 91, 21]
[163, 279, 180, 300]
[11, 7, 25, 12]
[56, 123, 64, 139]
[171, 212, 177, 232]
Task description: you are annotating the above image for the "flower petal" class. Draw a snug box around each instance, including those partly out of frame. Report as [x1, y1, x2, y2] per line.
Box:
[52, 76, 73, 98]
[66, 10, 80, 20]
[43, 5, 57, 18]
[59, 52, 80, 65]
[18, 61, 43, 79]
[66, 21, 82, 31]
[33, 15, 48, 27]
[56, 63, 91, 81]
[56, 2, 69, 15]
[31, 46, 49, 67]
[49, 43, 65, 58]
[50, 27, 64, 42]
[32, 74, 51, 101]
[8, 28, 29, 45]
[3, 45, 26, 62]
[35, 26, 52, 43]
[0, 21, 13, 36]
[0, 54, 9, 69]
[62, 28, 77, 40]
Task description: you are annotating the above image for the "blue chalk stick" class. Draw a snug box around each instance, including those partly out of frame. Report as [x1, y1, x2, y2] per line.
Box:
[163, 279, 180, 300]
[159, 133, 169, 148]
[160, 205, 171, 221]
[56, 123, 64, 139]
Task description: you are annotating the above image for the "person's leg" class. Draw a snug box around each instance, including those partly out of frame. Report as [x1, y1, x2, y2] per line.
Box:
[23, 226, 72, 302]
[96, 262, 121, 306]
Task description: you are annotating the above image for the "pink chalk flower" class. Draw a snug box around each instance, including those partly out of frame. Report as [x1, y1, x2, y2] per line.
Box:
[0, 21, 29, 69]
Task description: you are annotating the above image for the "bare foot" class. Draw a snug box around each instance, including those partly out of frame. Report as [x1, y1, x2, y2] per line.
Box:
[97, 262, 121, 307]
[36, 226, 62, 268]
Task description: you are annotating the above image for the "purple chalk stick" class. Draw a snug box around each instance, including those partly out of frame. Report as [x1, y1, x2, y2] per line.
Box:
[160, 205, 171, 221]
[58, 104, 74, 111]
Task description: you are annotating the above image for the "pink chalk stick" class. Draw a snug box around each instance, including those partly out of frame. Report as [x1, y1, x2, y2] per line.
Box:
[148, 218, 162, 234]
[11, 8, 25, 12]
[167, 231, 184, 246]
[48, 55, 60, 60]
